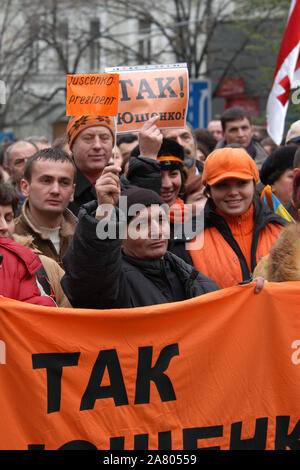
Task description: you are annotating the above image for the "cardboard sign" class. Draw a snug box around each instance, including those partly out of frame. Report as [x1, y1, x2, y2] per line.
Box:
[1, 282, 300, 450]
[105, 64, 189, 133]
[66, 73, 119, 116]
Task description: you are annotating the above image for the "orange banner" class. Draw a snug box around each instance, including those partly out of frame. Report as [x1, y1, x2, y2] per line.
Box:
[66, 73, 119, 116]
[1, 283, 300, 450]
[105, 64, 188, 133]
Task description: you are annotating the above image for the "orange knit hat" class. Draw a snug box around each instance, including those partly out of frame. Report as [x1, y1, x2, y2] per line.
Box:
[202, 147, 259, 186]
[66, 115, 115, 149]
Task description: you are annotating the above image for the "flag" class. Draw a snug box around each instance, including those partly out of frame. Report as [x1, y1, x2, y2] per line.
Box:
[260, 184, 295, 222]
[266, 0, 300, 145]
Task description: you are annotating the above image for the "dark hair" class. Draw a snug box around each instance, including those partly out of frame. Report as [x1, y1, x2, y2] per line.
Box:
[221, 106, 251, 132]
[192, 128, 217, 158]
[294, 147, 300, 169]
[0, 182, 19, 214]
[23, 147, 76, 182]
[117, 133, 138, 146]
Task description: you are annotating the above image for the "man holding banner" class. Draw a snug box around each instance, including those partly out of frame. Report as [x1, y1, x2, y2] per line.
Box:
[61, 164, 219, 309]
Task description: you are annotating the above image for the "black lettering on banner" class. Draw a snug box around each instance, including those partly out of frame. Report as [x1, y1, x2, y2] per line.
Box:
[110, 436, 125, 450]
[230, 417, 268, 450]
[119, 79, 134, 101]
[183, 426, 223, 450]
[135, 113, 150, 123]
[158, 431, 172, 450]
[134, 433, 149, 450]
[134, 343, 179, 404]
[136, 79, 157, 100]
[58, 440, 98, 450]
[80, 349, 128, 410]
[155, 77, 178, 98]
[32, 352, 80, 414]
[275, 416, 300, 450]
[122, 112, 134, 124]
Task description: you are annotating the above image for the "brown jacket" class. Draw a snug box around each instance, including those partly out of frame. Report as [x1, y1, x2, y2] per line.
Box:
[253, 223, 300, 281]
[14, 199, 77, 268]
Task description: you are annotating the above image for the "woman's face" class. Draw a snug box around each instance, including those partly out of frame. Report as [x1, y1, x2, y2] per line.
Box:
[160, 169, 182, 206]
[210, 178, 255, 216]
[271, 168, 294, 205]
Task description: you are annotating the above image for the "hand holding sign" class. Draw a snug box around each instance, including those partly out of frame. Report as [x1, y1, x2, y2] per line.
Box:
[95, 165, 121, 220]
[139, 116, 163, 160]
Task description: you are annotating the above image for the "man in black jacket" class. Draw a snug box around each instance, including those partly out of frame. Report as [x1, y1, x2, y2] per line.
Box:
[61, 164, 219, 309]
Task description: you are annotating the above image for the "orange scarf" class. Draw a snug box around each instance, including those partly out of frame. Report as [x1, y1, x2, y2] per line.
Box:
[168, 198, 188, 224]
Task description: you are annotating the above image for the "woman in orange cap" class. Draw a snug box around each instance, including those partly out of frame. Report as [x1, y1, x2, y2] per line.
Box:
[170, 147, 288, 288]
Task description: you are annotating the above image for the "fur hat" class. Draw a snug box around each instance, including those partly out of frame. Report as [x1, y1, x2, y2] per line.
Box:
[260, 146, 297, 185]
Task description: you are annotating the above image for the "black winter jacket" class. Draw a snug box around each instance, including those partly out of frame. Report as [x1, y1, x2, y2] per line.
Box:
[61, 201, 219, 309]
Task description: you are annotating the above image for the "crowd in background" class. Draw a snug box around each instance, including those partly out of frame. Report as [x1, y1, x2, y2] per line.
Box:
[1, 105, 300, 309]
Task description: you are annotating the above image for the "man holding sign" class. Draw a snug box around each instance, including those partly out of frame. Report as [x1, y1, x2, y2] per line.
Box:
[66, 115, 116, 216]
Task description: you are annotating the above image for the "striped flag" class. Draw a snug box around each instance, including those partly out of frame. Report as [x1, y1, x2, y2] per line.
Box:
[266, 0, 300, 145]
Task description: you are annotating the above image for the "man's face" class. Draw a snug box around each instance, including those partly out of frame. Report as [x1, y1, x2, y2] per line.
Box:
[21, 159, 75, 218]
[0, 204, 15, 238]
[7, 141, 37, 189]
[122, 205, 169, 260]
[207, 120, 223, 141]
[223, 118, 253, 149]
[71, 126, 114, 180]
[162, 126, 196, 159]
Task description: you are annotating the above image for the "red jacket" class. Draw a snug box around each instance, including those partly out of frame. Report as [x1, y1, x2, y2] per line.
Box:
[0, 237, 56, 307]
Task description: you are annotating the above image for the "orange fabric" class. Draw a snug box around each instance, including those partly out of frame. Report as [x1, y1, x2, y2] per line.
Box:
[187, 206, 283, 288]
[202, 148, 259, 186]
[66, 73, 119, 117]
[168, 197, 188, 224]
[1, 284, 300, 450]
[216, 205, 254, 272]
[157, 156, 183, 163]
[66, 115, 115, 148]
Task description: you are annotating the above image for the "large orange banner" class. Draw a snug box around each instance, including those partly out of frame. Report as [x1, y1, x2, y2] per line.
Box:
[1, 283, 300, 450]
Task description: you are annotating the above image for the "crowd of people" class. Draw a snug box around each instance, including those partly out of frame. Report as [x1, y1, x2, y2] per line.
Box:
[1, 105, 300, 309]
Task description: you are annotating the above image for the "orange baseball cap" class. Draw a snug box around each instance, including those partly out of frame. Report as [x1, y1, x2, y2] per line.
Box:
[66, 115, 115, 149]
[202, 147, 259, 186]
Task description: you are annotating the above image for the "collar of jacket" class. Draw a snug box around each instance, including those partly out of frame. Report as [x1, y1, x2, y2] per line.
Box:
[122, 249, 198, 283]
[74, 167, 97, 198]
[20, 199, 77, 240]
[0, 236, 42, 275]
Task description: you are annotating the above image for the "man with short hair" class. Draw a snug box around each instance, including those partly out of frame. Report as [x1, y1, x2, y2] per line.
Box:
[14, 148, 77, 267]
[5, 140, 38, 215]
[66, 115, 115, 216]
[117, 133, 138, 168]
[61, 164, 219, 309]
[216, 106, 268, 169]
[207, 119, 223, 142]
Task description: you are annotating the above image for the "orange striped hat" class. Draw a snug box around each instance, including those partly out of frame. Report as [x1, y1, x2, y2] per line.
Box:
[66, 115, 115, 149]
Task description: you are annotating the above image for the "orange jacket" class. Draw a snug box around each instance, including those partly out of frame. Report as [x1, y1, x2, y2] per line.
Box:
[187, 199, 286, 288]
